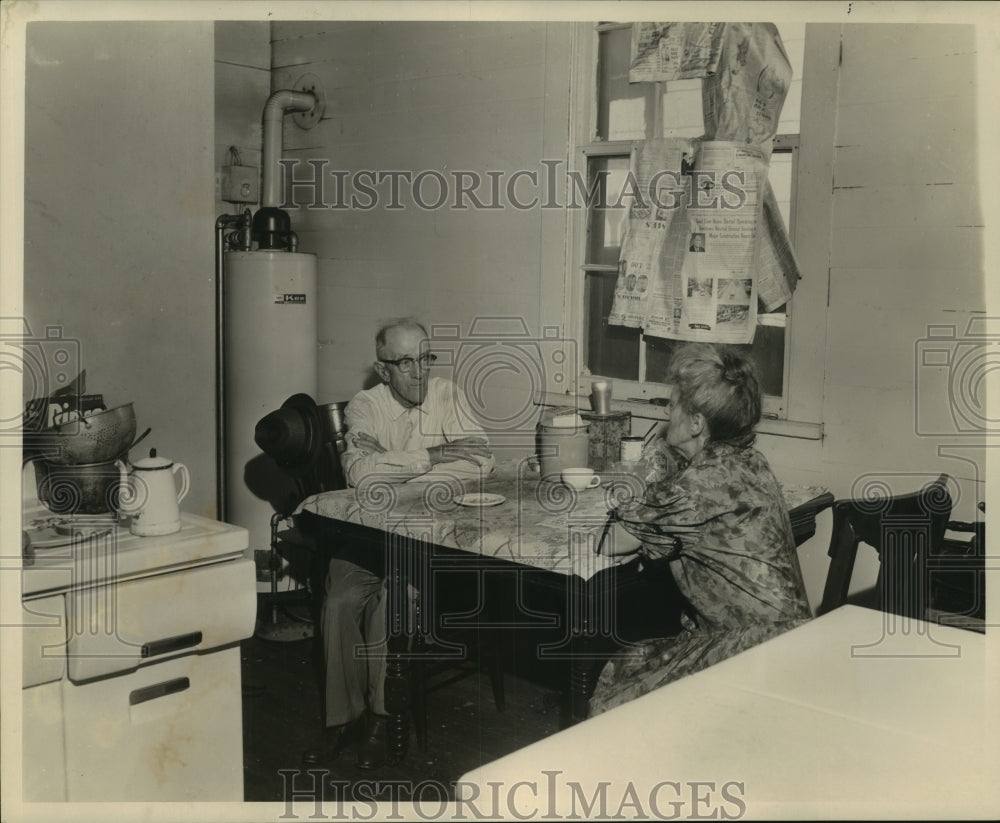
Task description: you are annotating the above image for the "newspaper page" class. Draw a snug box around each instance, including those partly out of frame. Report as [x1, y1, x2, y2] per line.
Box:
[607, 138, 694, 327]
[644, 141, 766, 344]
[702, 21, 801, 309]
[756, 179, 801, 311]
[636, 197, 693, 339]
[629, 22, 727, 83]
[701, 22, 792, 158]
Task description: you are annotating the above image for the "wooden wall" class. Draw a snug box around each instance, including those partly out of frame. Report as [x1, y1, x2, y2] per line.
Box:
[23, 21, 218, 518]
[762, 22, 985, 513]
[761, 23, 986, 603]
[215, 22, 271, 219]
[270, 22, 573, 429]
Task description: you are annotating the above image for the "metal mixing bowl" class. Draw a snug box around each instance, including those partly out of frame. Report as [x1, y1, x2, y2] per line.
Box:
[34, 459, 123, 515]
[35, 403, 137, 465]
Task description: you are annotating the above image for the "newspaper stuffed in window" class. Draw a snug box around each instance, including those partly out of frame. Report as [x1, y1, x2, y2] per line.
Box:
[629, 22, 727, 82]
[608, 140, 769, 345]
[607, 138, 692, 329]
[609, 21, 800, 342]
[702, 22, 792, 160]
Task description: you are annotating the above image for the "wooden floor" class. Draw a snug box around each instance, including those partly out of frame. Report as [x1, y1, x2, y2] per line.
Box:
[240, 601, 567, 803]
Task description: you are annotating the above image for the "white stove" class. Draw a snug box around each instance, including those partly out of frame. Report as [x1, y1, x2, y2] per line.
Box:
[20, 490, 256, 802]
[22, 503, 248, 598]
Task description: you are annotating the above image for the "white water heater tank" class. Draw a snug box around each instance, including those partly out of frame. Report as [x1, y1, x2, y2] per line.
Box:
[224, 249, 317, 558]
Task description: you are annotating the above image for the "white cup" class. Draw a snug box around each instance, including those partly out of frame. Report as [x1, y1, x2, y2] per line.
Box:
[561, 467, 601, 490]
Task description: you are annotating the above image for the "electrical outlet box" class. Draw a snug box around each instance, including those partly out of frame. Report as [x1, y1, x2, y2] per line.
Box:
[221, 165, 259, 204]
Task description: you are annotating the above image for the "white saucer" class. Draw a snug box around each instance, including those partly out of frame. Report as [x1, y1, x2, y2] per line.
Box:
[454, 493, 506, 507]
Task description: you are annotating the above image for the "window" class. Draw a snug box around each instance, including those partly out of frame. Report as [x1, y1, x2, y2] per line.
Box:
[572, 22, 810, 423]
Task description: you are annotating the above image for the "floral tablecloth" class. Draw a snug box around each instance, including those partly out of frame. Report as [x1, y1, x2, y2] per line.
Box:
[296, 458, 828, 582]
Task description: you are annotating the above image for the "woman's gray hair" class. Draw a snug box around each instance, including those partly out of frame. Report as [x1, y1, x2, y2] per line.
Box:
[666, 343, 761, 443]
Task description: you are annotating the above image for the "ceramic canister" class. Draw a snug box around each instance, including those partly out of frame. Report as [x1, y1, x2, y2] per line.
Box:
[536, 417, 591, 481]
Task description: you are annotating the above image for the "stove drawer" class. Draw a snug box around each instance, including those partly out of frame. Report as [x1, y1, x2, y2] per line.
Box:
[66, 558, 255, 682]
[22, 594, 66, 687]
[62, 645, 244, 801]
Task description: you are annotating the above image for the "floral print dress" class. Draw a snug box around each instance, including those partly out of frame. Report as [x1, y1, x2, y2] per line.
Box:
[589, 438, 811, 715]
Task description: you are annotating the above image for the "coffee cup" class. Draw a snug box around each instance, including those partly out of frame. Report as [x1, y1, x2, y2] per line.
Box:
[561, 467, 601, 490]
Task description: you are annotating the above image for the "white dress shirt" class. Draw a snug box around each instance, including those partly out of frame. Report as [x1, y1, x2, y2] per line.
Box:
[341, 377, 495, 486]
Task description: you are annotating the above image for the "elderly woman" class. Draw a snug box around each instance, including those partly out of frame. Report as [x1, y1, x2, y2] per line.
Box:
[590, 342, 810, 715]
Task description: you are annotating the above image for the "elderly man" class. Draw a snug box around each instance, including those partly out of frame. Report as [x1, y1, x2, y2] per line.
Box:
[306, 318, 494, 771]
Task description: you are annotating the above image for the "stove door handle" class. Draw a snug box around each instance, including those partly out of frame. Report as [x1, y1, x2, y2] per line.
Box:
[129, 676, 190, 706]
[140, 631, 203, 660]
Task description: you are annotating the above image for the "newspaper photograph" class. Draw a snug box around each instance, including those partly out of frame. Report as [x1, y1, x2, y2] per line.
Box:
[628, 22, 727, 82]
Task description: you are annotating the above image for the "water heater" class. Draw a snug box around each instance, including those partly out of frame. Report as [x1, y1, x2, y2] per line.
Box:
[224, 249, 317, 557]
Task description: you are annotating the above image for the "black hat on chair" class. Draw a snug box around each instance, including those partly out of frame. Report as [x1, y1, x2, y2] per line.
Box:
[254, 393, 323, 476]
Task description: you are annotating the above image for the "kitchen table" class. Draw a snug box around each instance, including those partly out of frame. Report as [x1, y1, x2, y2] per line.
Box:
[295, 456, 832, 760]
[456, 604, 999, 819]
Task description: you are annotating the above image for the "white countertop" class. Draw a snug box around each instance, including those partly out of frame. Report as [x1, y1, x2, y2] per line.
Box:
[21, 507, 248, 598]
[458, 606, 999, 820]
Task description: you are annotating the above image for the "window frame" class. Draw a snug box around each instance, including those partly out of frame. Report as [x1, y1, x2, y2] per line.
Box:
[561, 22, 833, 439]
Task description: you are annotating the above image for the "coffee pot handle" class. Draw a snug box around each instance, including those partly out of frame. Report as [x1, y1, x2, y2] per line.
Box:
[173, 463, 190, 505]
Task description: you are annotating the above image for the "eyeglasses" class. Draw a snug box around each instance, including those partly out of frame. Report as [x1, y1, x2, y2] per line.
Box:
[378, 352, 437, 373]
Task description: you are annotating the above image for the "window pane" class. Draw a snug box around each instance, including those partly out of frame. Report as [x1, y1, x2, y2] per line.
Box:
[644, 336, 674, 384]
[644, 329, 785, 397]
[586, 271, 640, 380]
[660, 78, 704, 138]
[769, 150, 794, 238]
[585, 155, 631, 266]
[738, 325, 785, 398]
[776, 23, 805, 134]
[597, 27, 647, 141]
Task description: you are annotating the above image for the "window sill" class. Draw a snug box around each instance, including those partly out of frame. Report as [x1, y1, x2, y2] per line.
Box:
[535, 392, 823, 441]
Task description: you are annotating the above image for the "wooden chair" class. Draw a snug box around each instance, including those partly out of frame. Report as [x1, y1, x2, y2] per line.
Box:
[926, 501, 986, 630]
[293, 512, 506, 762]
[409, 594, 506, 752]
[259, 394, 505, 757]
[816, 473, 953, 620]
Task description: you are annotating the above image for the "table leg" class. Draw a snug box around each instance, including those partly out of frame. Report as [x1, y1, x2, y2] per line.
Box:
[383, 534, 412, 764]
[383, 640, 410, 764]
[569, 639, 601, 725]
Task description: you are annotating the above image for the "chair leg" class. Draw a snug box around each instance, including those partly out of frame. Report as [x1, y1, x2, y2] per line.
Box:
[817, 537, 860, 616]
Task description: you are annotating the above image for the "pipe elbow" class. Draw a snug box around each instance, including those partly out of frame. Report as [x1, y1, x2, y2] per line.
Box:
[260, 89, 316, 209]
[263, 89, 316, 121]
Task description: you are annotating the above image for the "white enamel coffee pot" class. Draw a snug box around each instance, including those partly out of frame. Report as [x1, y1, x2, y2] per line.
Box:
[116, 448, 190, 536]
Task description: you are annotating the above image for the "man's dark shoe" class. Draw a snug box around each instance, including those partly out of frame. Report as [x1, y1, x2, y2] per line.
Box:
[355, 712, 389, 771]
[301, 716, 363, 766]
